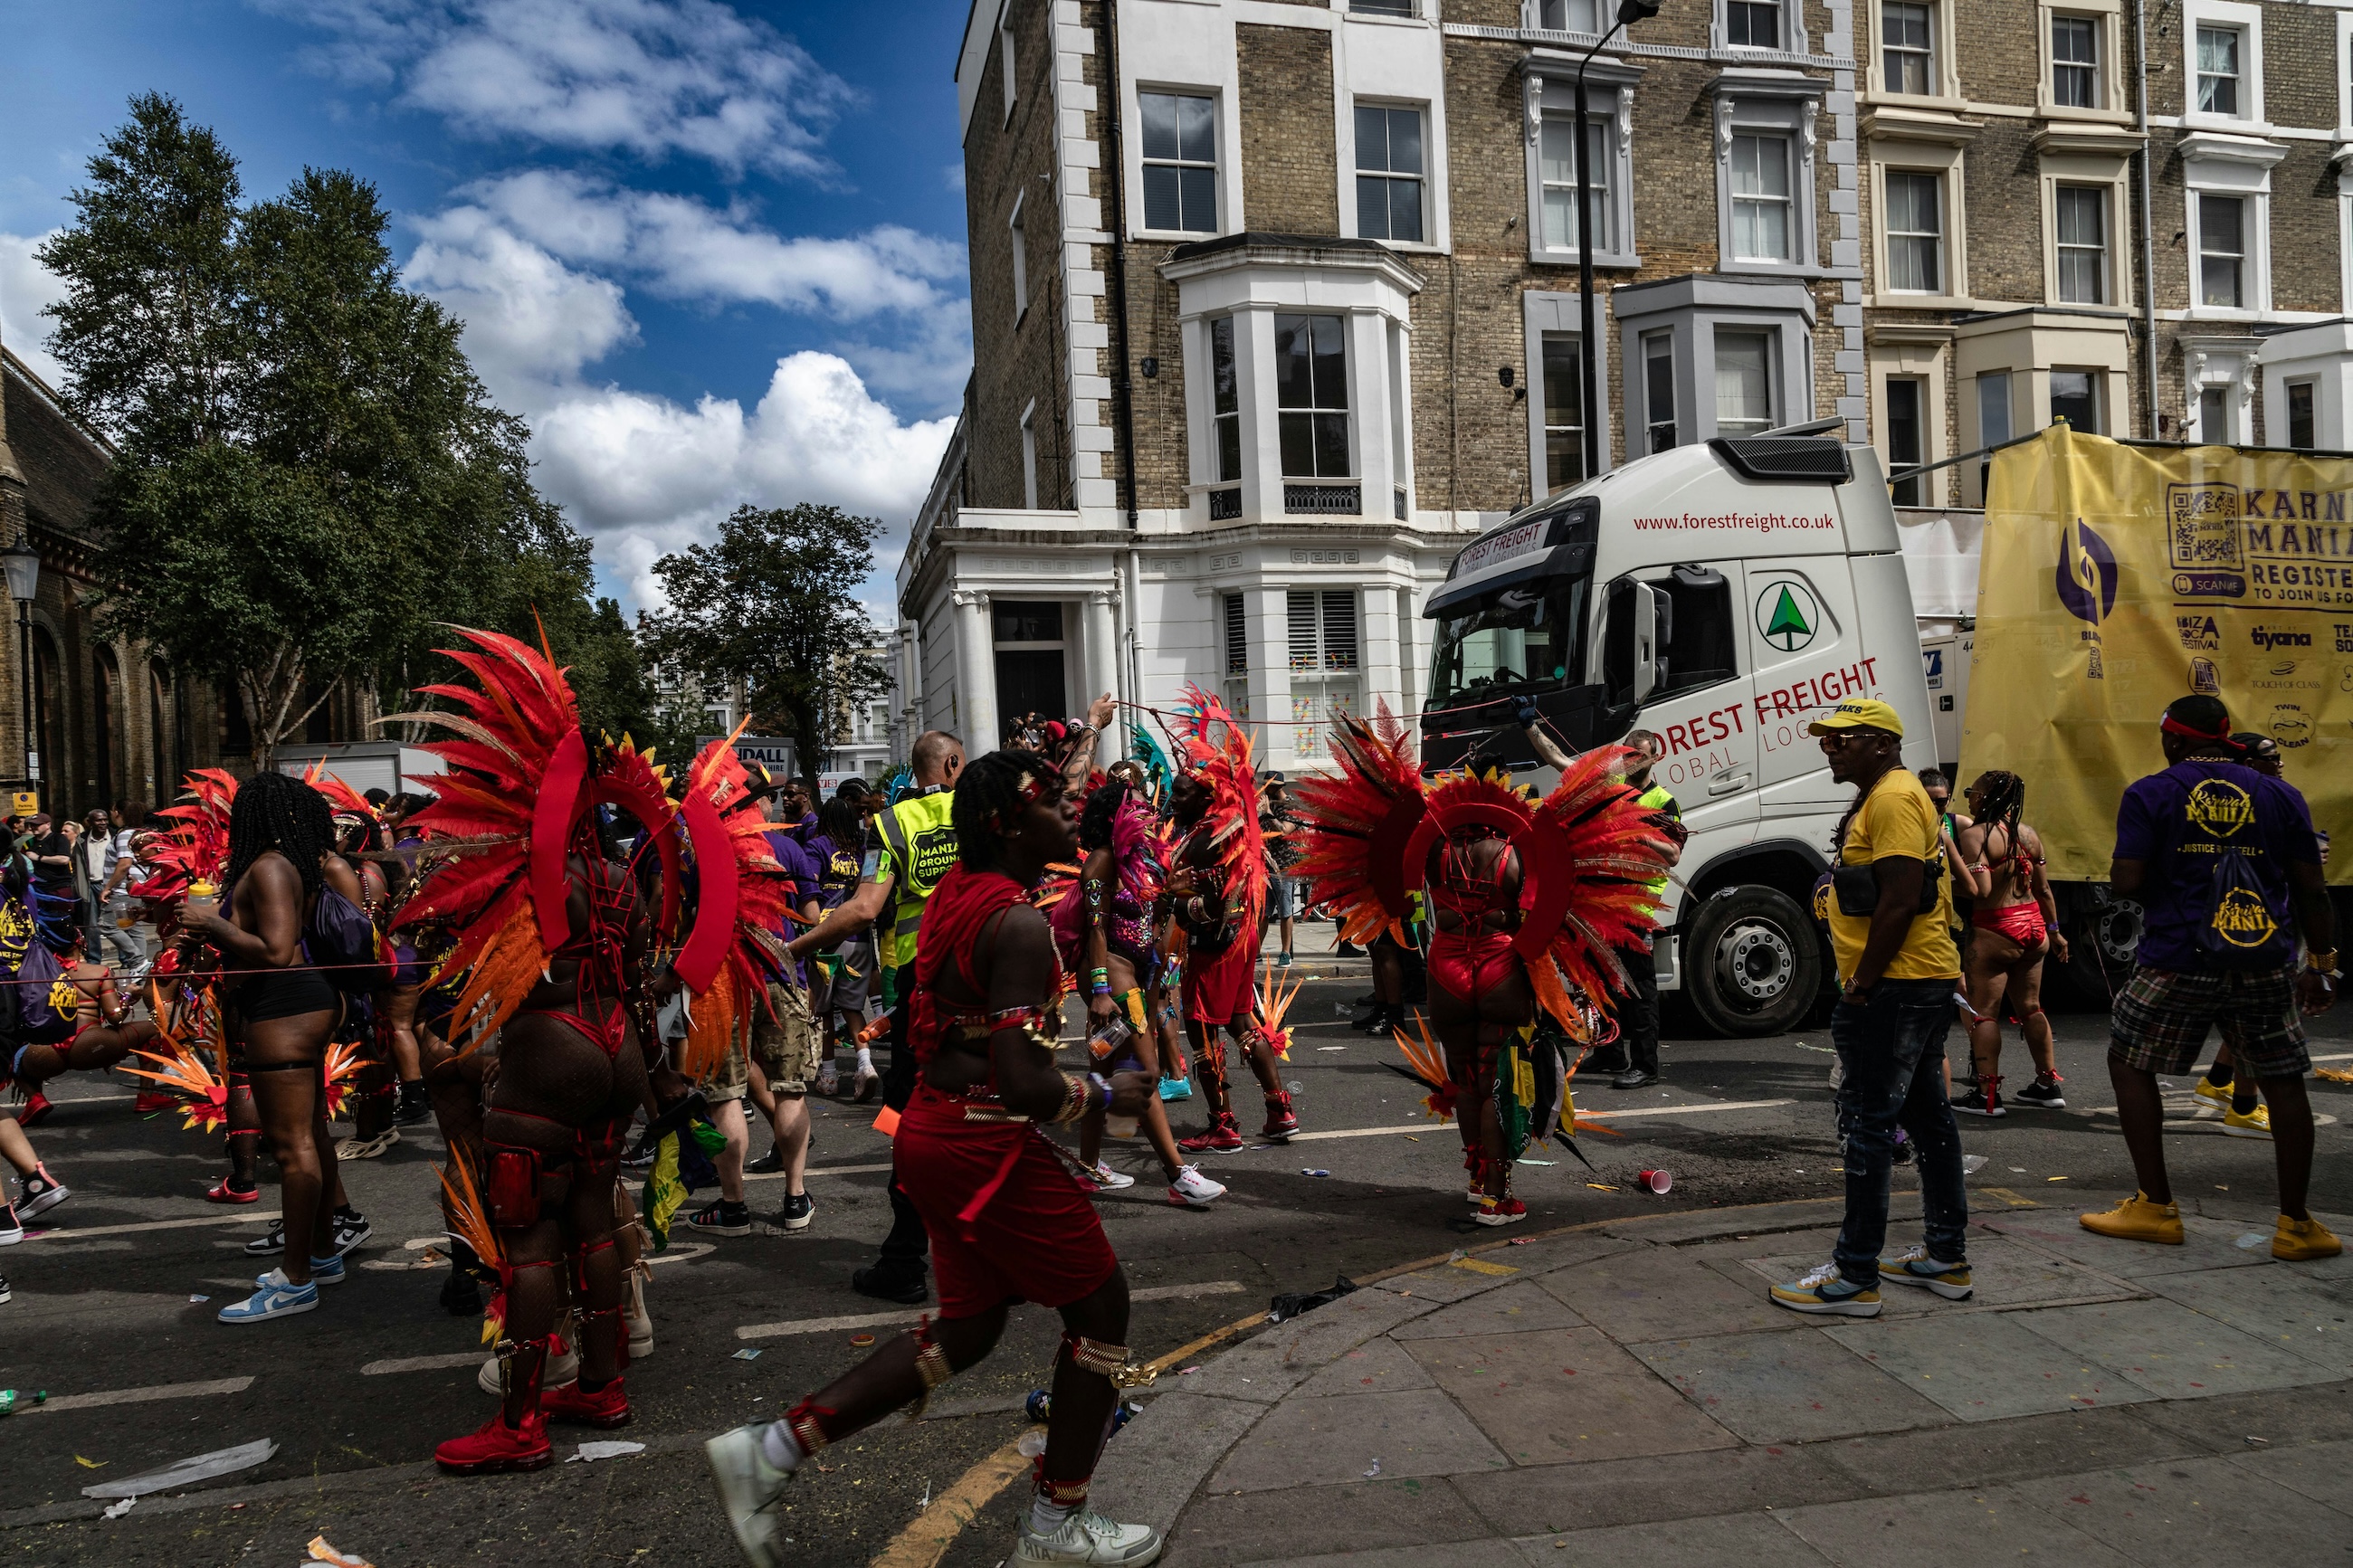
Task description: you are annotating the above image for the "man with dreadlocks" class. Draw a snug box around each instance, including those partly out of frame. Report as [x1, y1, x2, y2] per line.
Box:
[182, 770, 348, 1324]
[708, 750, 1166, 1568]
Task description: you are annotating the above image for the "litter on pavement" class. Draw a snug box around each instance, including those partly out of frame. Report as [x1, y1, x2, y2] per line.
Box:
[309, 1536, 374, 1567]
[81, 1438, 278, 1499]
[100, 1498, 135, 1521]
[567, 1441, 647, 1463]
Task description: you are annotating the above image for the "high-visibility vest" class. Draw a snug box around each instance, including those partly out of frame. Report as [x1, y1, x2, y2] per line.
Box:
[1637, 784, 1680, 901]
[872, 787, 958, 975]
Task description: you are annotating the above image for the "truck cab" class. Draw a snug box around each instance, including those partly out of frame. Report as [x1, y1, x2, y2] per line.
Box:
[1422, 430, 1939, 1035]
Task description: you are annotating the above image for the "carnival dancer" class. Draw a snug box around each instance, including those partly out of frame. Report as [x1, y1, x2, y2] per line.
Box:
[707, 750, 1166, 1568]
[388, 631, 684, 1472]
[1950, 770, 2069, 1116]
[1163, 694, 1291, 1154]
[184, 771, 349, 1323]
[1292, 708, 1681, 1225]
[1052, 777, 1224, 1207]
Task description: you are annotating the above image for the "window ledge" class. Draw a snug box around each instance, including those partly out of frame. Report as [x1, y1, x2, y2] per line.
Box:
[1725, 259, 1830, 279]
[1530, 248, 1643, 270]
[2180, 115, 2277, 139]
[1863, 90, 1971, 114]
[1340, 8, 1432, 26]
[2031, 121, 2145, 157]
[2035, 103, 2135, 128]
[1868, 291, 1983, 309]
[1862, 106, 1983, 145]
[2178, 129, 2289, 166]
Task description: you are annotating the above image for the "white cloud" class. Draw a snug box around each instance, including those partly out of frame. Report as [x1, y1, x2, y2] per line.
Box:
[261, 0, 853, 176]
[459, 170, 964, 321]
[404, 206, 638, 394]
[0, 231, 69, 388]
[527, 353, 952, 606]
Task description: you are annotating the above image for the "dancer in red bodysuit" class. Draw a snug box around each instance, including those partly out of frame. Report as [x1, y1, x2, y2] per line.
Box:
[706, 749, 1167, 1568]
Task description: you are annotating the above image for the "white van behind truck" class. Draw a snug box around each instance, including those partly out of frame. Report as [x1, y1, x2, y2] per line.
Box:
[1420, 425, 1938, 1036]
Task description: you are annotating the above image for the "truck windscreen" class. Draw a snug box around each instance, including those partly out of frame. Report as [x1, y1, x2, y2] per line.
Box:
[1428, 575, 1591, 709]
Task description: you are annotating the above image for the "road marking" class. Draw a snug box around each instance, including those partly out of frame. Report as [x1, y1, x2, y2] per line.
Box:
[1283, 1098, 1791, 1144]
[743, 1161, 893, 1183]
[26, 1377, 254, 1412]
[870, 1433, 1034, 1568]
[734, 1278, 1245, 1342]
[25, 1213, 274, 1241]
[361, 1353, 481, 1376]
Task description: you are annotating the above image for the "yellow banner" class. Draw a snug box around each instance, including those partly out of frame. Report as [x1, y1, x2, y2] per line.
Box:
[1963, 425, 2353, 883]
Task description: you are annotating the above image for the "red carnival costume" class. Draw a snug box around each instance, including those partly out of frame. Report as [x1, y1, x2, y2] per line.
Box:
[1292, 708, 1681, 1221]
[391, 628, 733, 1473]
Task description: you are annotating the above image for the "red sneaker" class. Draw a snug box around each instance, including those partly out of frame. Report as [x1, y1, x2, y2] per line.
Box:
[17, 1092, 52, 1128]
[1261, 1098, 1300, 1142]
[205, 1177, 261, 1205]
[1177, 1117, 1243, 1154]
[434, 1408, 553, 1474]
[134, 1091, 176, 1115]
[1473, 1196, 1528, 1228]
[542, 1376, 632, 1429]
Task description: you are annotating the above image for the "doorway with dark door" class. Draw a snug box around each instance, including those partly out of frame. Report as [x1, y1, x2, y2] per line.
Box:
[992, 599, 1070, 745]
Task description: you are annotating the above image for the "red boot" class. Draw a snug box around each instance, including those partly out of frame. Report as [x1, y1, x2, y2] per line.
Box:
[17, 1092, 52, 1128]
[434, 1407, 553, 1474]
[134, 1091, 176, 1115]
[1261, 1094, 1300, 1142]
[542, 1376, 632, 1429]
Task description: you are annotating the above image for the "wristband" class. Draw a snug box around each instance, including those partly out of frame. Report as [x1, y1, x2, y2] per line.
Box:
[2307, 949, 2339, 972]
[1090, 1072, 1113, 1113]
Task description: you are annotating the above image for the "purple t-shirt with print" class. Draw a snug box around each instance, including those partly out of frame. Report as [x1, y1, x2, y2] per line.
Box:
[2113, 757, 2320, 972]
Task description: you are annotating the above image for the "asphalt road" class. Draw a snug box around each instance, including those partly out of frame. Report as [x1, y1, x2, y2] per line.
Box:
[5, 971, 2348, 1568]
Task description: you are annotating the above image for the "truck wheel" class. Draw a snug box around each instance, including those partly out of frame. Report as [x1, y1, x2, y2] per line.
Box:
[1681, 886, 1823, 1037]
[2052, 895, 2141, 1007]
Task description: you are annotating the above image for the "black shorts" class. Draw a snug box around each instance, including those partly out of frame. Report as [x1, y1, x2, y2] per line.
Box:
[237, 967, 340, 1022]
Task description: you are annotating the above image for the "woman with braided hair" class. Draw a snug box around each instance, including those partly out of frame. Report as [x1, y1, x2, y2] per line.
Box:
[708, 750, 1167, 1568]
[1951, 769, 2069, 1117]
[180, 770, 348, 1324]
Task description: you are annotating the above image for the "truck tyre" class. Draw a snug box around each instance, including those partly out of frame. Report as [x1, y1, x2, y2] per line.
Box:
[1681, 885, 1823, 1038]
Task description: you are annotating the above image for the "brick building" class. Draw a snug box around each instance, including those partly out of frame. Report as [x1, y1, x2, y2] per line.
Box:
[0, 346, 243, 819]
[897, 0, 2353, 772]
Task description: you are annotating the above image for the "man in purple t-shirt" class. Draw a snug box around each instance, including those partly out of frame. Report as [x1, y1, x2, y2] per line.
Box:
[2086, 696, 2339, 1261]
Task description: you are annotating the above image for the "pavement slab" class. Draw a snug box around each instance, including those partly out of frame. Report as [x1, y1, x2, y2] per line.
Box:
[1713, 1232, 2137, 1317]
[1509, 1513, 1835, 1567]
[1180, 1286, 1437, 1403]
[1392, 1279, 1590, 1340]
[1629, 1327, 1955, 1443]
[2222, 1433, 2353, 1512]
[1405, 1326, 1741, 1465]
[2139, 1264, 2353, 1374]
[1092, 1390, 1272, 1537]
[1536, 1244, 1799, 1341]
[1451, 1442, 1870, 1534]
[1161, 1475, 1493, 1568]
[1224, 1540, 1532, 1568]
[1806, 1403, 2199, 1494]
[1979, 1207, 2292, 1278]
[1819, 1310, 2156, 1421]
[1293, 1335, 1441, 1398]
[1373, 1260, 1529, 1305]
[2010, 1297, 2346, 1398]
[1773, 1484, 2137, 1567]
[2121, 1376, 2353, 1451]
[2007, 1454, 2353, 1565]
[1205, 1387, 1510, 1491]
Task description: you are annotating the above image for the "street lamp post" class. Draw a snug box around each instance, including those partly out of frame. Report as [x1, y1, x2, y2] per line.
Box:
[3, 529, 41, 810]
[1574, 0, 1662, 480]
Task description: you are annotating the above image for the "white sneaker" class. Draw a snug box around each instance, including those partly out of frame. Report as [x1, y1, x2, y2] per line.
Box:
[625, 1270, 653, 1361]
[704, 1422, 795, 1568]
[1167, 1165, 1225, 1208]
[1014, 1509, 1165, 1566]
[477, 1339, 579, 1395]
[1091, 1163, 1137, 1193]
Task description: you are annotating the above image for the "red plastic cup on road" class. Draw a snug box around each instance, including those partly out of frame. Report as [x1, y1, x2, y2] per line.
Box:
[1636, 1168, 1672, 1194]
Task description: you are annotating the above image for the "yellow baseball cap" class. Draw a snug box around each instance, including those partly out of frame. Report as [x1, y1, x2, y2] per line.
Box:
[1808, 698, 1904, 736]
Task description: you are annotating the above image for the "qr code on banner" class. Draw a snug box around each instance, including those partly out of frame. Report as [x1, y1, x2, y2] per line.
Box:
[2167, 481, 2243, 570]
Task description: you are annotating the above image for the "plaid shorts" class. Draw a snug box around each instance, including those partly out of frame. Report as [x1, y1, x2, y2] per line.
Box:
[2110, 963, 2309, 1079]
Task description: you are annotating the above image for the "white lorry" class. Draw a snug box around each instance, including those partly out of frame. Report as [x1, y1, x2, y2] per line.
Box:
[1420, 425, 1939, 1036]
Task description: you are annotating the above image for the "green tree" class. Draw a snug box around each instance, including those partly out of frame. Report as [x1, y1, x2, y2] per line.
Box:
[39, 96, 645, 768]
[642, 503, 891, 792]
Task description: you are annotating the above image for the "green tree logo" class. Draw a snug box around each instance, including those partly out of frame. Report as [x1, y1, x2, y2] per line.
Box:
[1757, 581, 1819, 652]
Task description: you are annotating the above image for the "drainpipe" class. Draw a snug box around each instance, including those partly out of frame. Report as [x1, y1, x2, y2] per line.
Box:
[2135, 0, 2158, 438]
[1100, 0, 1140, 529]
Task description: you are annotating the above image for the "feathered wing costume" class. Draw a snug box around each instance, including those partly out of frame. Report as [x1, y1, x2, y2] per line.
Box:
[672, 729, 799, 1084]
[1295, 706, 1681, 1168]
[386, 629, 685, 1057]
[1168, 685, 1268, 940]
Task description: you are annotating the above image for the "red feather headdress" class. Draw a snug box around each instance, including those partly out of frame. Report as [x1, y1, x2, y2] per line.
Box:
[131, 769, 239, 904]
[673, 728, 800, 1081]
[1168, 685, 1268, 938]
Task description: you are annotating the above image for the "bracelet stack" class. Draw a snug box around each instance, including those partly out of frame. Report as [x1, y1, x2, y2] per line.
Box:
[1088, 965, 1110, 996]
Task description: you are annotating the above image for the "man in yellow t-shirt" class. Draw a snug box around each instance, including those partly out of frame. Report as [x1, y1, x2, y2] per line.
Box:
[1770, 698, 1970, 1319]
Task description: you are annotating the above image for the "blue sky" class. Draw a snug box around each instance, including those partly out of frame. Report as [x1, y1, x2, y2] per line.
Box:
[0, 0, 975, 613]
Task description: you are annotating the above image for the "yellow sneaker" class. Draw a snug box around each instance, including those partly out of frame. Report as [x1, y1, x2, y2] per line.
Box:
[2222, 1105, 2272, 1139]
[2273, 1215, 2343, 1261]
[2081, 1192, 2185, 1245]
[2193, 1077, 2232, 1107]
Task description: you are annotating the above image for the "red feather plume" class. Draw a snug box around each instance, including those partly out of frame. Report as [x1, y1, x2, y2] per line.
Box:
[1169, 685, 1268, 937]
[1290, 703, 1427, 946]
[132, 769, 239, 903]
[673, 730, 795, 1082]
